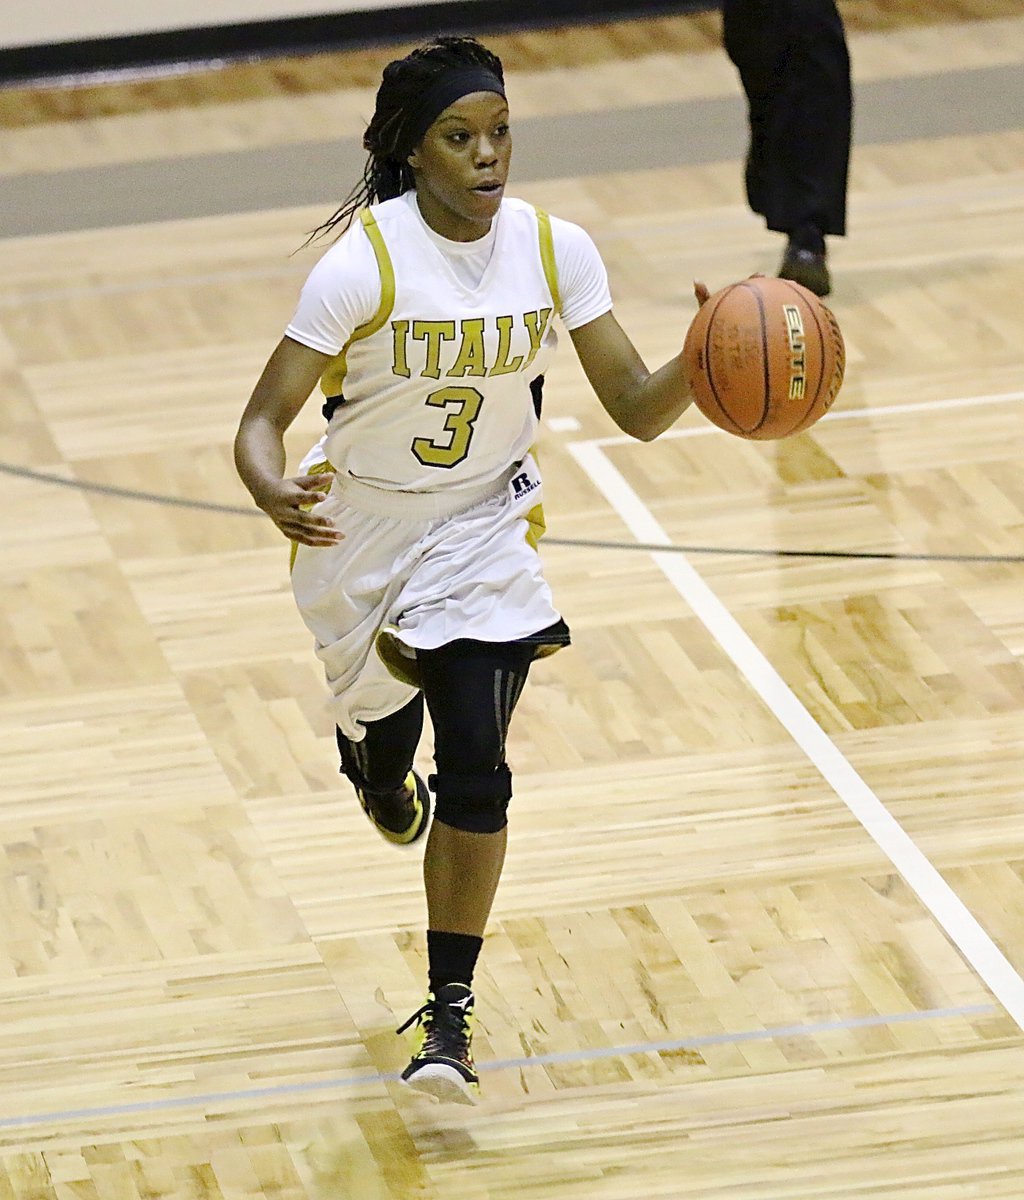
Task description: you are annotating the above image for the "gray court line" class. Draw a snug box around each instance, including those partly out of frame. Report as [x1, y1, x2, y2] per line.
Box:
[544, 537, 1024, 565]
[5, 173, 1022, 309]
[2, 63, 1022, 237]
[0, 459, 264, 516]
[4, 460, 1023, 565]
[0, 1004, 997, 1130]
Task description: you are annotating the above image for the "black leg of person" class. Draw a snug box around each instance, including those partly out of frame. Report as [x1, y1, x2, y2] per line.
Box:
[724, 0, 851, 296]
[336, 693, 431, 845]
[396, 637, 534, 1103]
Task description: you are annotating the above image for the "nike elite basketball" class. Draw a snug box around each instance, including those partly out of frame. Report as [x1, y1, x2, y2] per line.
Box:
[683, 276, 845, 439]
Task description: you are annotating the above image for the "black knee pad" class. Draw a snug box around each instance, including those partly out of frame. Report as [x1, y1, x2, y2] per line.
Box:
[429, 764, 512, 834]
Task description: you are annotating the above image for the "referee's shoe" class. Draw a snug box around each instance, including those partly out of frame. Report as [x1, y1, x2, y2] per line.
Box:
[358, 770, 431, 845]
[398, 983, 479, 1104]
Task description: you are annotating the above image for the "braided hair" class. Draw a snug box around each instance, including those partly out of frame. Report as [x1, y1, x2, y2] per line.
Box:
[304, 36, 506, 245]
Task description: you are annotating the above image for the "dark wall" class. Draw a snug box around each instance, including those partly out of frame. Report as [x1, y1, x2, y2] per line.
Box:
[0, 0, 714, 87]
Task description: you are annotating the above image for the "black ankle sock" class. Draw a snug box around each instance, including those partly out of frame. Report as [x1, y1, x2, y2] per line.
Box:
[788, 223, 826, 255]
[427, 930, 483, 992]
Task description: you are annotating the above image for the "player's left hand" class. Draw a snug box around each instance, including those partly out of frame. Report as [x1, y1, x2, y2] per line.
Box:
[254, 471, 344, 546]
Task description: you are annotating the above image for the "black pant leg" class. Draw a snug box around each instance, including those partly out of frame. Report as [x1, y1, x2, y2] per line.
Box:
[722, 0, 783, 220]
[773, 0, 852, 236]
[723, 0, 851, 237]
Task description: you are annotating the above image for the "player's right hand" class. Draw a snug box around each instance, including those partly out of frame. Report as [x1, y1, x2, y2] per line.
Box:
[253, 472, 344, 546]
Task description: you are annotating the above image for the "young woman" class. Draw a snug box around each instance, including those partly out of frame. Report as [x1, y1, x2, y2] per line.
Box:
[235, 36, 707, 1105]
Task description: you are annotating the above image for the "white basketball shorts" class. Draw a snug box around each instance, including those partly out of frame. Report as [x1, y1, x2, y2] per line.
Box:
[290, 452, 565, 741]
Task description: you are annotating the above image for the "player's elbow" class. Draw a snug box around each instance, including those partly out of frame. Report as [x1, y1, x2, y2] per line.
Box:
[614, 405, 672, 442]
[604, 389, 659, 442]
[626, 421, 661, 443]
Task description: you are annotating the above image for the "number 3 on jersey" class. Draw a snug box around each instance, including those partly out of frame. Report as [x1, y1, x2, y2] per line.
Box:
[410, 385, 483, 468]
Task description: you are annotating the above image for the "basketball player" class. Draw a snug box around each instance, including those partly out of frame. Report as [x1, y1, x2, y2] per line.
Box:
[234, 36, 708, 1104]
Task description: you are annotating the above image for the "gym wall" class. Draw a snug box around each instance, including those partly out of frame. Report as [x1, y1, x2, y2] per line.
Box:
[1, 0, 705, 85]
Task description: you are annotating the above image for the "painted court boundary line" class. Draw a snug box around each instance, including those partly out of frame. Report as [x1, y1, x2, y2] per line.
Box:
[0, 1004, 994, 1131]
[587, 389, 1024, 447]
[567, 430, 1024, 1033]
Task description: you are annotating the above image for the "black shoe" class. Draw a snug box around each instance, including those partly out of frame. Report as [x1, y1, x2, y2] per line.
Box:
[398, 983, 479, 1104]
[358, 770, 431, 846]
[779, 246, 832, 297]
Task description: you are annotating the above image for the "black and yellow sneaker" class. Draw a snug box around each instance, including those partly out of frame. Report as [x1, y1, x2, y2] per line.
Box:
[397, 983, 479, 1104]
[358, 770, 431, 846]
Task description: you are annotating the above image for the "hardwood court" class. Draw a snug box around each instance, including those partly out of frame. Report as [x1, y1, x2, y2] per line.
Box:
[1, 3, 1024, 1196]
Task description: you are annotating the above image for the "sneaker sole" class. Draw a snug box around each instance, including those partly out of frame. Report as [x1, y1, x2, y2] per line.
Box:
[402, 1063, 478, 1105]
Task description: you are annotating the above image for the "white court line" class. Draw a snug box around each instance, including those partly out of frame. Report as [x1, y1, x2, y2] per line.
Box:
[586, 389, 1024, 447]
[568, 435, 1024, 1032]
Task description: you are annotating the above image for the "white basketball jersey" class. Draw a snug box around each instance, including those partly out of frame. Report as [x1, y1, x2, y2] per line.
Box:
[317, 194, 561, 493]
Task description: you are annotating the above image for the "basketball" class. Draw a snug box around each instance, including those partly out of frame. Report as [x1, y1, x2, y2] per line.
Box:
[682, 276, 845, 439]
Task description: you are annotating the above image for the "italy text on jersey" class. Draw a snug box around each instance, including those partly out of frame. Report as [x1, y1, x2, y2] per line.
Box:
[390, 309, 554, 380]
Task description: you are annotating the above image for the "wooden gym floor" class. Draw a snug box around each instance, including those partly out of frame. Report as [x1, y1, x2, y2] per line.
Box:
[1, 1, 1024, 1195]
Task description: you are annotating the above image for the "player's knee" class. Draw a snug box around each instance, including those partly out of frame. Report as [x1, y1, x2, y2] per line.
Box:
[429, 764, 512, 834]
[434, 721, 503, 778]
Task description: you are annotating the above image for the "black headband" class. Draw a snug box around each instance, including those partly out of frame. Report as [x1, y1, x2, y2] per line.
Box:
[396, 68, 506, 159]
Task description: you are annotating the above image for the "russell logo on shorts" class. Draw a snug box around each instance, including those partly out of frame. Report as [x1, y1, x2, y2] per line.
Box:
[510, 470, 541, 500]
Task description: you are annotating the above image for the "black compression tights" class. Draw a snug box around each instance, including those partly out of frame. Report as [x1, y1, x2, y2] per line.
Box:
[336, 639, 534, 791]
[336, 693, 424, 793]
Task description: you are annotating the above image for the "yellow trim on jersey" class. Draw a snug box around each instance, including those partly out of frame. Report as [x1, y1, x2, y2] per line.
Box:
[318, 208, 397, 399]
[376, 628, 422, 688]
[535, 208, 561, 317]
[524, 501, 546, 551]
[522, 444, 547, 551]
[356, 208, 397, 337]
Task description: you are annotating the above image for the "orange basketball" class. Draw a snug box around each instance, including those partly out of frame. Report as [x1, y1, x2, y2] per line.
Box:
[682, 276, 845, 439]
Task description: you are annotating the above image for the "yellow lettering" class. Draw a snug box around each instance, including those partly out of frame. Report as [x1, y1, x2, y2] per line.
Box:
[447, 318, 487, 378]
[411, 386, 483, 468]
[391, 319, 410, 378]
[488, 314, 524, 376]
[783, 305, 806, 401]
[412, 320, 457, 380]
[522, 307, 553, 369]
